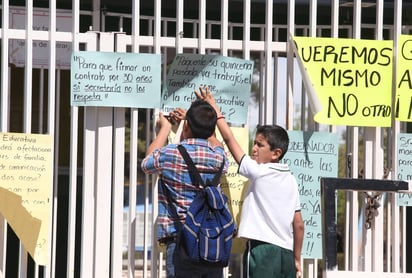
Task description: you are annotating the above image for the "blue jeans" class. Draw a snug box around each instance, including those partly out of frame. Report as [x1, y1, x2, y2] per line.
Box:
[166, 242, 223, 278]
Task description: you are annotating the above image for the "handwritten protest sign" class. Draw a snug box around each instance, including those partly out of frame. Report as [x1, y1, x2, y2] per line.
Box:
[71, 51, 161, 108]
[161, 54, 254, 125]
[293, 36, 393, 127]
[0, 132, 53, 265]
[282, 131, 338, 258]
[217, 127, 249, 253]
[396, 133, 412, 206]
[396, 35, 412, 122]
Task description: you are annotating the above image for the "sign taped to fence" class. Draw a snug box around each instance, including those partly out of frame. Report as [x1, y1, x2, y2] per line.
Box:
[71, 51, 161, 108]
[161, 54, 254, 125]
[283, 131, 339, 259]
[0, 132, 53, 265]
[293, 36, 393, 127]
[396, 35, 412, 122]
[217, 127, 249, 254]
[396, 133, 412, 206]
[9, 7, 72, 69]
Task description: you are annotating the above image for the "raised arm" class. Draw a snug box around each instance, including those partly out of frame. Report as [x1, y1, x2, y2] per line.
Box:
[195, 87, 245, 164]
[145, 112, 172, 155]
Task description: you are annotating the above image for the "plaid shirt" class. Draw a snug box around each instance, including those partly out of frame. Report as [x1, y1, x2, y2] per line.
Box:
[141, 138, 228, 240]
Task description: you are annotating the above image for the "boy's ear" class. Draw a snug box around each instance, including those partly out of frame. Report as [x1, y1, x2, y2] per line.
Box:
[272, 148, 283, 161]
[182, 121, 192, 138]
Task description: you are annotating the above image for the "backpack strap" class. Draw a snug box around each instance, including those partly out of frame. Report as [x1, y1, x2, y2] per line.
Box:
[177, 145, 224, 187]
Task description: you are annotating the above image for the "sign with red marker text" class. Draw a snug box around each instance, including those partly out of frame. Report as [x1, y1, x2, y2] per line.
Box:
[293, 36, 393, 127]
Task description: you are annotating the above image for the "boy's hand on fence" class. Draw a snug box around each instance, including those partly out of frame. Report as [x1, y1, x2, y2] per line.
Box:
[156, 112, 173, 133]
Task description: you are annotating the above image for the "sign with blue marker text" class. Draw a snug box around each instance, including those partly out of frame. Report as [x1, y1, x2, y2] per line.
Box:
[71, 51, 161, 108]
[282, 131, 339, 259]
[161, 54, 254, 125]
[396, 133, 412, 206]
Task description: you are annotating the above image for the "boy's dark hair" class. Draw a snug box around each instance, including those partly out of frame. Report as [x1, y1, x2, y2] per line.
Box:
[256, 125, 289, 160]
[186, 100, 217, 139]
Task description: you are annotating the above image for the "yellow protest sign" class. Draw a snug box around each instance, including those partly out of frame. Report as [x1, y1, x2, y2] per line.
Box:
[293, 36, 393, 127]
[217, 127, 249, 254]
[0, 132, 53, 265]
[396, 35, 412, 121]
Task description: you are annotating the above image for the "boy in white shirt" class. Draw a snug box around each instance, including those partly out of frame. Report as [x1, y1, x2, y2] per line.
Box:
[196, 87, 304, 278]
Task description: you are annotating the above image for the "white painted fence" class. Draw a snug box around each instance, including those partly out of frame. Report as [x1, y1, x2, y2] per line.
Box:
[0, 1, 411, 277]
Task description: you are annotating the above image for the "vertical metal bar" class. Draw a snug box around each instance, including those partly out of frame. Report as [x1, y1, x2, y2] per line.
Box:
[48, 1, 57, 277]
[345, 151, 359, 272]
[368, 1, 385, 272]
[67, 0, 81, 276]
[93, 33, 115, 277]
[331, 0, 339, 38]
[154, 0, 161, 55]
[129, 2, 140, 278]
[264, 0, 274, 125]
[112, 34, 126, 278]
[392, 0, 403, 273]
[243, 0, 251, 61]
[346, 0, 360, 273]
[285, 0, 295, 129]
[111, 108, 125, 277]
[39, 69, 44, 133]
[151, 1, 162, 277]
[259, 27, 265, 125]
[80, 37, 99, 277]
[199, 0, 206, 54]
[24, 0, 33, 134]
[128, 107, 138, 278]
[92, 0, 101, 31]
[0, 0, 11, 274]
[321, 179, 338, 272]
[386, 193, 392, 272]
[51, 68, 61, 277]
[148, 110, 157, 278]
[176, 0, 184, 54]
[18, 245, 27, 277]
[20, 1, 34, 276]
[81, 105, 98, 277]
[132, 0, 140, 51]
[1, 0, 10, 132]
[221, 0, 228, 56]
[94, 106, 114, 277]
[305, 0, 317, 132]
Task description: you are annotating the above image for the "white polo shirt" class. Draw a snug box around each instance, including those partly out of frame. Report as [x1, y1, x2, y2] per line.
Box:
[237, 155, 301, 251]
